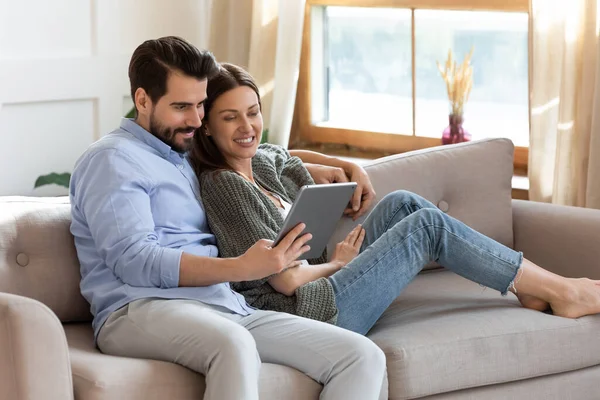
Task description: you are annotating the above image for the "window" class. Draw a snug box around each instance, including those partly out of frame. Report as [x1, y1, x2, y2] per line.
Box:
[294, 0, 530, 169]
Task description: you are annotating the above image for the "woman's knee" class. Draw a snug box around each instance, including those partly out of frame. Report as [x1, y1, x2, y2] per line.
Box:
[405, 208, 448, 234]
[413, 207, 445, 222]
[381, 190, 426, 209]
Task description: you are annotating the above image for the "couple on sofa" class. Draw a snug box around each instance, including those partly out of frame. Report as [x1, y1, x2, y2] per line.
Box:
[69, 36, 600, 400]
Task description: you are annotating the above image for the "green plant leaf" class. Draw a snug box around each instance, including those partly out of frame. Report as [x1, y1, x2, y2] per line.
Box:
[34, 173, 71, 189]
[261, 129, 269, 144]
[125, 106, 136, 119]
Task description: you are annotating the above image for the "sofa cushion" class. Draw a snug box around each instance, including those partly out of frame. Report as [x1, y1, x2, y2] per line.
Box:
[65, 324, 322, 400]
[368, 270, 600, 400]
[0, 197, 91, 322]
[412, 364, 600, 400]
[329, 139, 515, 270]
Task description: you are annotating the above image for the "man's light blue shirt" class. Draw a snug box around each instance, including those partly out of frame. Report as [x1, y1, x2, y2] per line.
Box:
[70, 118, 254, 340]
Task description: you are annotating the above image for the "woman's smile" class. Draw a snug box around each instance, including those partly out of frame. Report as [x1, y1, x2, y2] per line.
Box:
[234, 136, 256, 147]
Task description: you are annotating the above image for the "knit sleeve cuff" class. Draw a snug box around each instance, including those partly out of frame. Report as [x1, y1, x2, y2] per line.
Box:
[295, 277, 338, 325]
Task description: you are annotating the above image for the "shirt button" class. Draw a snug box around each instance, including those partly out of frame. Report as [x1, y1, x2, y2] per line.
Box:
[177, 164, 184, 170]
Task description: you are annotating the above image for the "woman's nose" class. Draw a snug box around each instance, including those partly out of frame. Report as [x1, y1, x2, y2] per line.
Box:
[238, 116, 252, 132]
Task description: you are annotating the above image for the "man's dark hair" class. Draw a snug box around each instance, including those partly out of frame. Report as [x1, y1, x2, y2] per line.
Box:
[128, 36, 219, 111]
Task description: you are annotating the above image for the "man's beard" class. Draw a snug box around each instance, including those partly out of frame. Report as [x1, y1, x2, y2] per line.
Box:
[149, 111, 195, 153]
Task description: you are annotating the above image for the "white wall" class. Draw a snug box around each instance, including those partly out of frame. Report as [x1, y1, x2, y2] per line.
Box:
[0, 0, 212, 195]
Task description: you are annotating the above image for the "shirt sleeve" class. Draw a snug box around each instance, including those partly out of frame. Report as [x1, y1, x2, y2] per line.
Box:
[71, 148, 181, 289]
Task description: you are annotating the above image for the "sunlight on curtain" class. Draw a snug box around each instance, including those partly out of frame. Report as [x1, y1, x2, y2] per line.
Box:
[208, 0, 305, 148]
[529, 0, 600, 208]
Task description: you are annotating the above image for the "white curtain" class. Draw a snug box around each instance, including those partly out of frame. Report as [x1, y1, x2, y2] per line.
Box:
[208, 0, 306, 148]
[529, 0, 600, 208]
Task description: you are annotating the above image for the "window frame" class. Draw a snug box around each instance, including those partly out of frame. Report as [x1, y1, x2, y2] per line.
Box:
[292, 0, 531, 171]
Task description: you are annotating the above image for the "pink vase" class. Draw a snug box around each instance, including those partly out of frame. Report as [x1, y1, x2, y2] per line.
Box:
[442, 114, 471, 145]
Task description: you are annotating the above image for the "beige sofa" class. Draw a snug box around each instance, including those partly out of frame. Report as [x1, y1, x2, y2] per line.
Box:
[1, 138, 600, 400]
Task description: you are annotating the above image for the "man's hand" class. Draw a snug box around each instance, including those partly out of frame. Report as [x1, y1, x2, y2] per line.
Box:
[304, 163, 349, 184]
[236, 223, 312, 281]
[343, 163, 376, 220]
[304, 159, 376, 220]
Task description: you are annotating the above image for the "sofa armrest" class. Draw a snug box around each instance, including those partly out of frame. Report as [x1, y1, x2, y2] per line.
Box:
[0, 292, 73, 400]
[512, 200, 600, 279]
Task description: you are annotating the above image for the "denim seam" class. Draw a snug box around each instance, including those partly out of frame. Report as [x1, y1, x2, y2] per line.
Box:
[433, 225, 523, 297]
[336, 222, 521, 297]
[381, 201, 425, 233]
[431, 222, 522, 266]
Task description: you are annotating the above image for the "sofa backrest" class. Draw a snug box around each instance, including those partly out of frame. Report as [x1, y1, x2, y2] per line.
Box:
[0, 139, 514, 323]
[0, 197, 91, 322]
[328, 138, 516, 261]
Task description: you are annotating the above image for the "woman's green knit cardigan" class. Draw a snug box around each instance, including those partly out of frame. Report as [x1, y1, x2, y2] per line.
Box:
[199, 144, 338, 324]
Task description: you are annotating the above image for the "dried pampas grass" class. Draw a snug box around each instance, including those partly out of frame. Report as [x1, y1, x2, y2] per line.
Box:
[437, 47, 474, 117]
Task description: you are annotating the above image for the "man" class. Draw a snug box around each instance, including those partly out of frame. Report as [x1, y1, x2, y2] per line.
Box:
[70, 36, 386, 400]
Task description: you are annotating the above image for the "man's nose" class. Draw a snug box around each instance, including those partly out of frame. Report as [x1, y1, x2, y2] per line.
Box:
[187, 109, 202, 128]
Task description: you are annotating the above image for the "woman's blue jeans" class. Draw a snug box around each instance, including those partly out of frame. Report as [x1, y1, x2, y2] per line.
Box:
[328, 190, 523, 335]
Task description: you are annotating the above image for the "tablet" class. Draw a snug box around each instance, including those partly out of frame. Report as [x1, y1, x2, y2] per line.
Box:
[273, 182, 358, 259]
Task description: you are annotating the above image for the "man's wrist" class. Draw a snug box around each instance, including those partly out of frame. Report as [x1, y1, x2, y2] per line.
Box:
[337, 159, 352, 175]
[225, 256, 245, 282]
[322, 156, 353, 176]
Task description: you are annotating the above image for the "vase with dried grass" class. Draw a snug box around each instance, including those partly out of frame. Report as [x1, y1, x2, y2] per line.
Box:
[437, 48, 474, 145]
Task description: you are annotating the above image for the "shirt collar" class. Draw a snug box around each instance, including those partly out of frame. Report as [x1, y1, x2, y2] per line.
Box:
[120, 118, 185, 161]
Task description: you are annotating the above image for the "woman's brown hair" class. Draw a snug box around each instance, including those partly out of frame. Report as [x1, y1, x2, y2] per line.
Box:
[189, 63, 262, 177]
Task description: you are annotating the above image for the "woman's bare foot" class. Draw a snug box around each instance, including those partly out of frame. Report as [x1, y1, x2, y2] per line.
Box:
[510, 258, 600, 318]
[550, 278, 600, 318]
[516, 293, 550, 312]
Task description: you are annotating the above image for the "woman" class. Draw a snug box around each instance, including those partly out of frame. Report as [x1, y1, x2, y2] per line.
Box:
[190, 63, 600, 335]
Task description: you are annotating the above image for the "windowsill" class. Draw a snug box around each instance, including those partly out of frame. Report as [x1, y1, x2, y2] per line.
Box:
[512, 175, 529, 191]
